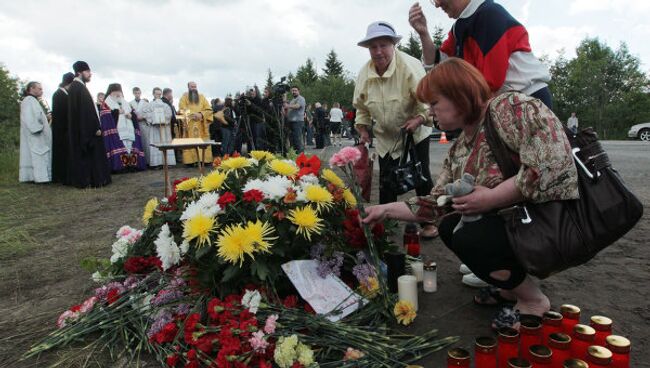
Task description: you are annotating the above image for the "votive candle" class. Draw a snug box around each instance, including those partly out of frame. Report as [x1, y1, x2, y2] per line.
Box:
[397, 275, 418, 311]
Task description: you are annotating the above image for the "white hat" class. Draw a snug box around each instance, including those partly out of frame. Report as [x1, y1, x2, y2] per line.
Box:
[357, 21, 402, 48]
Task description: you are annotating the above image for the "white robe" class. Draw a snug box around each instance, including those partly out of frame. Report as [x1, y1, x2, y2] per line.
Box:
[130, 99, 150, 162]
[105, 95, 135, 152]
[143, 98, 176, 166]
[19, 95, 52, 182]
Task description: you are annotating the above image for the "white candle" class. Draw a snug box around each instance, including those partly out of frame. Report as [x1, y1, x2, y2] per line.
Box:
[423, 262, 437, 293]
[411, 261, 424, 282]
[397, 275, 418, 311]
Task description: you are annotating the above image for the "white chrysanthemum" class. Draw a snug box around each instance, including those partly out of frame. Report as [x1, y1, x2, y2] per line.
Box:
[260, 175, 293, 200]
[243, 178, 266, 193]
[181, 192, 221, 221]
[295, 187, 307, 202]
[154, 224, 181, 271]
[242, 289, 262, 314]
[180, 240, 190, 255]
[298, 174, 319, 186]
[110, 238, 130, 263]
[248, 158, 259, 166]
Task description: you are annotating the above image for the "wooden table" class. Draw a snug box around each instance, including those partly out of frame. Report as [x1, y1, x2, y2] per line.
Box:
[151, 140, 219, 196]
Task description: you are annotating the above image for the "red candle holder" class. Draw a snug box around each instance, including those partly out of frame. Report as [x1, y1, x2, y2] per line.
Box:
[560, 305, 581, 335]
[548, 333, 572, 367]
[406, 242, 421, 257]
[589, 316, 613, 347]
[571, 324, 596, 361]
[563, 359, 589, 368]
[507, 358, 532, 368]
[528, 345, 552, 368]
[498, 328, 520, 368]
[520, 319, 543, 361]
[605, 335, 630, 368]
[542, 311, 563, 345]
[586, 346, 613, 367]
[475, 336, 497, 368]
[447, 347, 470, 367]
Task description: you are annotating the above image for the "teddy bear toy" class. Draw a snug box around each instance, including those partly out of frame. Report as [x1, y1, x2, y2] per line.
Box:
[436, 173, 482, 233]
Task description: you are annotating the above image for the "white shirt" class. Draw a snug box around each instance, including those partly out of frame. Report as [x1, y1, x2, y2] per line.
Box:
[329, 108, 344, 123]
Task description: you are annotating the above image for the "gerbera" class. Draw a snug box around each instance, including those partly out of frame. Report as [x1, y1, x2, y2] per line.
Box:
[182, 212, 216, 247]
[342, 188, 357, 207]
[199, 170, 228, 192]
[244, 220, 277, 253]
[393, 300, 417, 326]
[176, 177, 199, 192]
[321, 169, 345, 188]
[250, 150, 275, 162]
[216, 224, 255, 266]
[268, 159, 299, 177]
[142, 198, 158, 225]
[220, 156, 251, 172]
[304, 184, 333, 211]
[287, 206, 324, 241]
[358, 276, 379, 299]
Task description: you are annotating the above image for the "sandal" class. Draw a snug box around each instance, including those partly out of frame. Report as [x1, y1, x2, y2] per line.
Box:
[474, 286, 516, 306]
[420, 225, 439, 239]
[491, 305, 542, 331]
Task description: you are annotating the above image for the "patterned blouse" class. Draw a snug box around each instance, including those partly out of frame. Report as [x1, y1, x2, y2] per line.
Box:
[407, 92, 579, 222]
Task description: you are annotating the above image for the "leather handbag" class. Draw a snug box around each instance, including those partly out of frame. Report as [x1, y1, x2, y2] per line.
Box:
[484, 112, 643, 279]
[381, 129, 428, 195]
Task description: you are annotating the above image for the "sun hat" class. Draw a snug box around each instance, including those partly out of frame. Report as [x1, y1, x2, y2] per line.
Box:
[357, 21, 402, 47]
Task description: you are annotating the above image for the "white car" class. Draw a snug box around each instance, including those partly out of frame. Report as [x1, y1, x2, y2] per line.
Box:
[628, 122, 650, 141]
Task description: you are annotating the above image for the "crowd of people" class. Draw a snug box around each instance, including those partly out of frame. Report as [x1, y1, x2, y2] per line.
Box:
[18, 0, 590, 332]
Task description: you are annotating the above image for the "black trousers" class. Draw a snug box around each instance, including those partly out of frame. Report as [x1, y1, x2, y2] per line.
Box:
[439, 214, 526, 290]
[378, 137, 433, 204]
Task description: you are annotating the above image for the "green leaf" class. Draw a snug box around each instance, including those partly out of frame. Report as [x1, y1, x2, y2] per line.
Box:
[255, 262, 269, 281]
[221, 265, 240, 283]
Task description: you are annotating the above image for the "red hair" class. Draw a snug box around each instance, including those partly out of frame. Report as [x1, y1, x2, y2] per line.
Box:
[416, 58, 492, 124]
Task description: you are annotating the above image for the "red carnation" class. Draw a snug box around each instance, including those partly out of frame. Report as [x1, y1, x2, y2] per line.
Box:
[166, 354, 180, 367]
[106, 288, 121, 305]
[218, 192, 237, 208]
[283, 295, 298, 309]
[243, 189, 264, 203]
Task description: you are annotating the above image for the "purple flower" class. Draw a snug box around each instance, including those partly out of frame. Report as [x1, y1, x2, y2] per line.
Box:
[147, 309, 173, 337]
[151, 288, 184, 307]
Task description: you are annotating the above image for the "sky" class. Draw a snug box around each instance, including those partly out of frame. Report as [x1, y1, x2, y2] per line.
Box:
[1, 0, 650, 105]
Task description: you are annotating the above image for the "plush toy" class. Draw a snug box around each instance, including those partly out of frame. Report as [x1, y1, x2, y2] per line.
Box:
[436, 173, 482, 233]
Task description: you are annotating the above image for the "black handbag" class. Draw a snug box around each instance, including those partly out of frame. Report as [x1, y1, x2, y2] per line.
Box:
[381, 130, 428, 195]
[484, 112, 643, 279]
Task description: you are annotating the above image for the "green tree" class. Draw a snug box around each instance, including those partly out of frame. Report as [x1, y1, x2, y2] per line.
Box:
[398, 33, 422, 60]
[322, 49, 344, 79]
[0, 64, 21, 184]
[295, 58, 318, 86]
[264, 68, 274, 92]
[432, 25, 445, 48]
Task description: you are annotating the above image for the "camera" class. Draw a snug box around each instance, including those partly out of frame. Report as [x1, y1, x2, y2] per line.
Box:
[271, 76, 290, 96]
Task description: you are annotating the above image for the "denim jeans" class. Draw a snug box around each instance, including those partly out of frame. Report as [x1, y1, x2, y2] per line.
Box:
[220, 127, 236, 155]
[305, 124, 314, 145]
[289, 120, 304, 153]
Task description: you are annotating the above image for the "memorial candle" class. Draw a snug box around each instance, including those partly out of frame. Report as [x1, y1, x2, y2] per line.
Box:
[605, 335, 630, 368]
[397, 275, 418, 311]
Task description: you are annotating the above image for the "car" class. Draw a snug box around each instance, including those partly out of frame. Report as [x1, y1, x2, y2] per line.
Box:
[628, 122, 650, 141]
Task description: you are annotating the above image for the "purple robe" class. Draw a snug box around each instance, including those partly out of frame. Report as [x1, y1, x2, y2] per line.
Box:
[99, 104, 147, 172]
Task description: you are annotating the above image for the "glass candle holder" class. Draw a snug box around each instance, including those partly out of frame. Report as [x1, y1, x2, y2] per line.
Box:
[589, 316, 613, 347]
[586, 346, 613, 367]
[411, 260, 424, 282]
[571, 324, 596, 360]
[548, 333, 572, 367]
[542, 311, 563, 345]
[498, 327, 520, 368]
[397, 275, 418, 311]
[605, 335, 630, 368]
[561, 305, 581, 335]
[528, 345, 552, 368]
[563, 359, 589, 368]
[507, 358, 532, 368]
[520, 319, 543, 361]
[423, 261, 437, 293]
[447, 347, 470, 367]
[475, 336, 497, 368]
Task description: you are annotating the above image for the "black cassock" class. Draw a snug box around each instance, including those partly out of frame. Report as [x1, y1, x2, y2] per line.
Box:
[51, 88, 70, 184]
[67, 80, 111, 188]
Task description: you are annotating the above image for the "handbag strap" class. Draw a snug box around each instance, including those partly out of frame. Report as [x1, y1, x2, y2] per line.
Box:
[398, 129, 419, 165]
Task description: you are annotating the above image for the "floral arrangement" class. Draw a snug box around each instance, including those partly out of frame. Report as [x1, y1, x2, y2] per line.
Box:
[26, 150, 457, 367]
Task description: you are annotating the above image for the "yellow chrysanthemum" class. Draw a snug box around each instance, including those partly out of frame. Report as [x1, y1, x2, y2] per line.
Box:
[199, 170, 228, 192]
[359, 277, 379, 299]
[221, 157, 251, 171]
[142, 198, 159, 225]
[243, 220, 277, 254]
[287, 206, 324, 241]
[322, 169, 345, 188]
[176, 177, 199, 192]
[216, 224, 255, 265]
[393, 300, 417, 326]
[268, 159, 299, 177]
[304, 184, 334, 211]
[182, 212, 216, 247]
[342, 188, 357, 208]
[250, 150, 275, 162]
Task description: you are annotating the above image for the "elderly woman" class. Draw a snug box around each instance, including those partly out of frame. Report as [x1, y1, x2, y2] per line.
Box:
[364, 58, 579, 329]
[353, 21, 437, 238]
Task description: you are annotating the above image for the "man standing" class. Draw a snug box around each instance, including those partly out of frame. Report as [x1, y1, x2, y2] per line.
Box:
[51, 72, 74, 184]
[161, 88, 179, 138]
[130, 87, 150, 164]
[67, 61, 111, 188]
[96, 92, 105, 112]
[144, 87, 176, 167]
[286, 86, 306, 153]
[19, 81, 52, 183]
[409, 0, 552, 107]
[567, 112, 579, 134]
[178, 81, 213, 164]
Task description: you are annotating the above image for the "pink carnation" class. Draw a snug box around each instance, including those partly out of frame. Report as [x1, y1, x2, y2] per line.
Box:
[56, 310, 80, 328]
[249, 330, 268, 352]
[263, 314, 278, 334]
[329, 147, 362, 167]
[79, 296, 98, 314]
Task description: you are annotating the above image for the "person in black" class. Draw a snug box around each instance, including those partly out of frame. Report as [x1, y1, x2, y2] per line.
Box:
[245, 87, 266, 151]
[313, 102, 326, 149]
[220, 97, 238, 155]
[210, 98, 224, 157]
[66, 61, 111, 188]
[51, 72, 74, 184]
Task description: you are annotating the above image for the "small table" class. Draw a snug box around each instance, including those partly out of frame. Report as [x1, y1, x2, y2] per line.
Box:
[151, 140, 219, 196]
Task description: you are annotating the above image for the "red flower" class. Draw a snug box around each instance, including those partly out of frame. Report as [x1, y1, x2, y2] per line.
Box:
[69, 304, 82, 313]
[291, 363, 305, 368]
[106, 288, 121, 305]
[187, 349, 198, 360]
[184, 313, 204, 345]
[218, 192, 237, 208]
[151, 321, 179, 344]
[207, 297, 225, 320]
[185, 361, 199, 368]
[243, 189, 265, 203]
[304, 303, 315, 314]
[296, 153, 321, 177]
[283, 295, 299, 309]
[123, 256, 162, 274]
[166, 354, 180, 367]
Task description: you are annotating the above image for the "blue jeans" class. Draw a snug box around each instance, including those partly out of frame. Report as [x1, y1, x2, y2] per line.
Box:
[221, 127, 236, 155]
[289, 120, 304, 153]
[305, 124, 314, 145]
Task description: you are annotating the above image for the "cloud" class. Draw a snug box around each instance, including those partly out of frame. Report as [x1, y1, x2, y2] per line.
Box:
[568, 0, 650, 15]
[527, 25, 596, 59]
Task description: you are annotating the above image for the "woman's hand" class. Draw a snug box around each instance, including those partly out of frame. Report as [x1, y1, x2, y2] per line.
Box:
[362, 204, 391, 225]
[402, 115, 424, 133]
[451, 186, 495, 215]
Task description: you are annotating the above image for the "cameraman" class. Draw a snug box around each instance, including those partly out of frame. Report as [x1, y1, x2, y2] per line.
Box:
[220, 97, 238, 155]
[284, 86, 306, 153]
[246, 86, 267, 151]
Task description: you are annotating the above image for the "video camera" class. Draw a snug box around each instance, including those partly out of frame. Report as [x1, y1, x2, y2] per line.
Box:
[271, 76, 290, 96]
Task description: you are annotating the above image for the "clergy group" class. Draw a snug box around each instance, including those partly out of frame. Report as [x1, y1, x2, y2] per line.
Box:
[18, 60, 215, 188]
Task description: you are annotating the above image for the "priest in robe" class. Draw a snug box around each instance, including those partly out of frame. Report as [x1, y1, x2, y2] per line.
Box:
[103, 83, 146, 172]
[130, 87, 150, 164]
[178, 81, 213, 164]
[143, 87, 176, 167]
[66, 61, 111, 188]
[51, 72, 74, 184]
[19, 81, 52, 183]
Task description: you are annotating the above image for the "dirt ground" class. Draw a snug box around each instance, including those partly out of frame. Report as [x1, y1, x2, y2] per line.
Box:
[1, 140, 648, 367]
